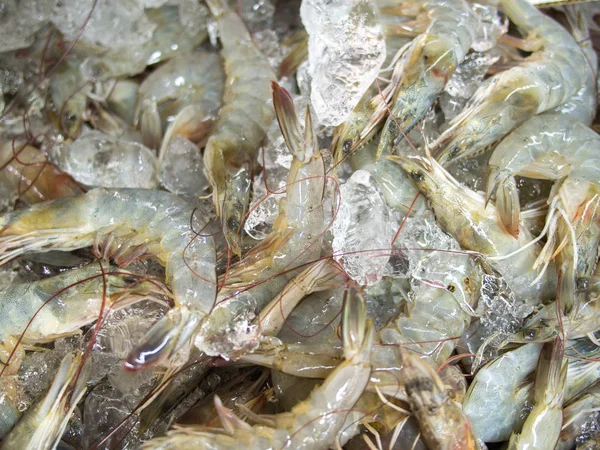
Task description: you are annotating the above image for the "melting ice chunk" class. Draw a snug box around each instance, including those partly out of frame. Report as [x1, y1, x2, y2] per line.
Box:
[50, 131, 158, 189]
[300, 0, 386, 126]
[332, 170, 394, 285]
[159, 135, 208, 197]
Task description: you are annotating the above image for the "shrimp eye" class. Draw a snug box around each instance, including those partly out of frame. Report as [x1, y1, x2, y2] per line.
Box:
[411, 171, 424, 182]
[227, 217, 239, 230]
[343, 139, 352, 154]
[576, 277, 589, 292]
[447, 284, 456, 293]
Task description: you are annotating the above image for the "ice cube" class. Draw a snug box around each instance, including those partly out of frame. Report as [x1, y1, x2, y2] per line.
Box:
[159, 135, 208, 197]
[50, 131, 158, 189]
[332, 170, 394, 285]
[301, 0, 386, 126]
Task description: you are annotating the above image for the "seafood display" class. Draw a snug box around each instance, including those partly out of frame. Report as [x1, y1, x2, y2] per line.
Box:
[1, 0, 600, 449]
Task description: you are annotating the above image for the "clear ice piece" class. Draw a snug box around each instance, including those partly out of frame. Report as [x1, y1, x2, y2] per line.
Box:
[300, 0, 386, 126]
[159, 135, 208, 197]
[332, 170, 394, 285]
[0, 0, 51, 52]
[50, 131, 158, 189]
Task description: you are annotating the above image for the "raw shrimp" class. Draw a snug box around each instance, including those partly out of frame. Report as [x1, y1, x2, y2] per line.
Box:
[487, 114, 600, 314]
[0, 189, 217, 369]
[433, 0, 589, 165]
[557, 380, 600, 450]
[508, 338, 567, 450]
[0, 262, 165, 356]
[142, 290, 374, 450]
[376, 0, 476, 157]
[391, 154, 556, 307]
[203, 0, 276, 255]
[194, 82, 326, 359]
[399, 348, 480, 450]
[134, 51, 225, 152]
[0, 352, 89, 450]
[0, 140, 84, 207]
[463, 343, 542, 442]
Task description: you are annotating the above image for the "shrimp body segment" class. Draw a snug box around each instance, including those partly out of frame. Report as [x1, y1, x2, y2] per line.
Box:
[0, 189, 216, 369]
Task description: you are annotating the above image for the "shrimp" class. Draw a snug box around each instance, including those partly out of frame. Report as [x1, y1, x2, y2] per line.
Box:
[0, 262, 165, 359]
[487, 114, 600, 314]
[557, 380, 600, 450]
[390, 154, 556, 308]
[0, 140, 84, 207]
[202, 0, 276, 255]
[400, 348, 480, 450]
[376, 0, 477, 157]
[0, 189, 217, 370]
[508, 338, 567, 450]
[0, 352, 89, 450]
[142, 289, 374, 450]
[433, 0, 589, 165]
[134, 51, 225, 152]
[194, 82, 325, 359]
[464, 343, 542, 442]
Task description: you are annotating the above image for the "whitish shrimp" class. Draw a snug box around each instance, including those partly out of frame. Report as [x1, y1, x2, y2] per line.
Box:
[0, 262, 165, 357]
[0, 140, 84, 207]
[203, 0, 276, 255]
[142, 290, 374, 450]
[433, 0, 589, 165]
[488, 114, 600, 314]
[194, 82, 326, 359]
[134, 51, 225, 151]
[0, 352, 88, 450]
[508, 338, 567, 450]
[0, 189, 216, 370]
[464, 343, 542, 442]
[376, 0, 476, 157]
[391, 154, 556, 307]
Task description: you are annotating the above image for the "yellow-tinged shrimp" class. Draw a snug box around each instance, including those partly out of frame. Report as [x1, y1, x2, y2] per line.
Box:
[508, 338, 567, 450]
[142, 290, 374, 450]
[0, 352, 89, 450]
[0, 189, 216, 370]
[376, 0, 477, 157]
[203, 0, 276, 256]
[194, 82, 326, 359]
[390, 154, 556, 308]
[433, 0, 589, 165]
[487, 114, 600, 314]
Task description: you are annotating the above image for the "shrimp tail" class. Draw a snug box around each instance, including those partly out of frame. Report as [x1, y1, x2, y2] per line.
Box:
[535, 338, 567, 406]
[495, 175, 521, 239]
[124, 307, 204, 371]
[342, 288, 373, 362]
[272, 81, 304, 159]
[214, 395, 253, 435]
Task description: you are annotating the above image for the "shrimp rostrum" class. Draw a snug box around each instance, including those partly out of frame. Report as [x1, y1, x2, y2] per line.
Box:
[0, 189, 217, 370]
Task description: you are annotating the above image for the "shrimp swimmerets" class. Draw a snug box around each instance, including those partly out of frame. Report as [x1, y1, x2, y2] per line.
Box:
[433, 0, 589, 165]
[142, 290, 374, 450]
[203, 0, 276, 255]
[0, 189, 216, 370]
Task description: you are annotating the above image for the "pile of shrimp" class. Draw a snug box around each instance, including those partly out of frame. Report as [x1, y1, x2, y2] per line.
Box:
[1, 0, 600, 448]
